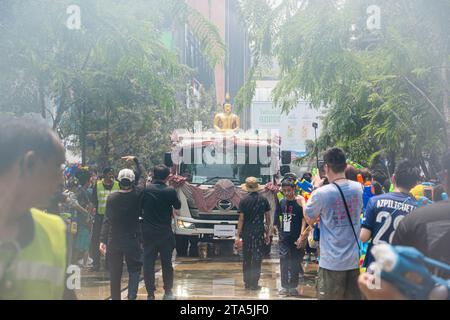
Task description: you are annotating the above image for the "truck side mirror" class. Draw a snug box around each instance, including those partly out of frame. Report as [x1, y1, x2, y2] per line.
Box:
[281, 151, 292, 165]
[280, 165, 291, 176]
[164, 152, 173, 168]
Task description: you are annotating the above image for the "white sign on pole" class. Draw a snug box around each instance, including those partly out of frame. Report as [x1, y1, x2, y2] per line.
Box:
[251, 101, 322, 157]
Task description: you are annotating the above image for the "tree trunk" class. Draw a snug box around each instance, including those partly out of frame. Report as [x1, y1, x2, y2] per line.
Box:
[81, 102, 87, 166]
[388, 151, 396, 178]
[442, 59, 450, 147]
[38, 79, 46, 119]
[102, 105, 111, 168]
[53, 83, 67, 131]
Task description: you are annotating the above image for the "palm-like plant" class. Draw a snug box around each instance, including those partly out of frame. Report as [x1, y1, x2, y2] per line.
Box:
[0, 0, 225, 166]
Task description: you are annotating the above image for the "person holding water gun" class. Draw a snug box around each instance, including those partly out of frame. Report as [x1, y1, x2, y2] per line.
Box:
[277, 170, 321, 264]
[278, 172, 314, 201]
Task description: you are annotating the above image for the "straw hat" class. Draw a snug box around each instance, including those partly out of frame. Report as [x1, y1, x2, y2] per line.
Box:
[241, 177, 264, 192]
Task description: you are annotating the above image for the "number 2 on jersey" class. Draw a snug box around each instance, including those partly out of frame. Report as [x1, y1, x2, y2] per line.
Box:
[372, 211, 405, 244]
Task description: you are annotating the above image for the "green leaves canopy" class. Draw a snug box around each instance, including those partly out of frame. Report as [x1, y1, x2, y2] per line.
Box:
[238, 0, 450, 176]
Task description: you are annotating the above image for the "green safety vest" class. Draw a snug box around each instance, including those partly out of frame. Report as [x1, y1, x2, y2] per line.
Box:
[96, 180, 119, 215]
[277, 191, 284, 202]
[276, 192, 284, 225]
[0, 208, 67, 300]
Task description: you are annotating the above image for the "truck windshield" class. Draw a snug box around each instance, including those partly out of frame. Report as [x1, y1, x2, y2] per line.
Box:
[180, 163, 272, 185]
[179, 146, 272, 185]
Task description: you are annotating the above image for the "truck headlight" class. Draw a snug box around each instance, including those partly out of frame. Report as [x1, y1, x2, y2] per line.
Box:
[177, 219, 195, 229]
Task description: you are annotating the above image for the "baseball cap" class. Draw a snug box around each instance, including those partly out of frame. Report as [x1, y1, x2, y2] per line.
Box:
[118, 169, 135, 182]
[281, 172, 298, 182]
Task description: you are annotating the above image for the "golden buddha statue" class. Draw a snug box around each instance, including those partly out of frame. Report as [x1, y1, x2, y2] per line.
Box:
[213, 93, 240, 131]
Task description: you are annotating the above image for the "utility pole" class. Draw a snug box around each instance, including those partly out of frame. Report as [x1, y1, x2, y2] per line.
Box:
[312, 122, 319, 169]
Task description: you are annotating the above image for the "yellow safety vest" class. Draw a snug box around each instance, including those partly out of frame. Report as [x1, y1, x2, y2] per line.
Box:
[96, 180, 119, 215]
[276, 192, 284, 225]
[0, 209, 67, 300]
[277, 192, 284, 202]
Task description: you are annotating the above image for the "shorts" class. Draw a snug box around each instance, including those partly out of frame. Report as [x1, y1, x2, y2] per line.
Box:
[317, 267, 361, 300]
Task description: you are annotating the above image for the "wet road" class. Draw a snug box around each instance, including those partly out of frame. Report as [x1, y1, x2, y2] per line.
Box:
[76, 241, 319, 300]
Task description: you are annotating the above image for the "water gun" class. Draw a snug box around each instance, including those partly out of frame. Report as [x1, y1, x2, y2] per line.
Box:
[347, 160, 364, 169]
[296, 178, 313, 193]
[358, 173, 375, 209]
[359, 241, 369, 274]
[417, 196, 433, 207]
[359, 211, 369, 273]
[422, 182, 435, 187]
[417, 193, 448, 206]
[370, 243, 450, 300]
[357, 174, 364, 184]
[303, 191, 311, 202]
[64, 163, 90, 179]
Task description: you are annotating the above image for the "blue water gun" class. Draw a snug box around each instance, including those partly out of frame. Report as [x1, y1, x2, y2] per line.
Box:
[417, 196, 433, 207]
[371, 244, 450, 300]
[296, 178, 313, 193]
[417, 192, 448, 207]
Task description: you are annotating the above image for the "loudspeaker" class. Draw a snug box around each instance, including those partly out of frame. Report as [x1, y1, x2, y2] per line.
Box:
[281, 150, 292, 165]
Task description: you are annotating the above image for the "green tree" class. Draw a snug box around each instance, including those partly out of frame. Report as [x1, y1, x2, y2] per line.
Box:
[0, 0, 224, 168]
[238, 0, 450, 176]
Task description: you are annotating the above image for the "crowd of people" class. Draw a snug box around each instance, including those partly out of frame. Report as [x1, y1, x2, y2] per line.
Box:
[1, 117, 449, 300]
[236, 147, 450, 300]
[53, 157, 181, 300]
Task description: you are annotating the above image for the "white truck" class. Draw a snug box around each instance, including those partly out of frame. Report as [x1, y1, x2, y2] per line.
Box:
[164, 129, 292, 257]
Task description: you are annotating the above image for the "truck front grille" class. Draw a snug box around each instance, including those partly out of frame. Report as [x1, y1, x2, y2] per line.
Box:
[197, 214, 239, 221]
[195, 222, 236, 229]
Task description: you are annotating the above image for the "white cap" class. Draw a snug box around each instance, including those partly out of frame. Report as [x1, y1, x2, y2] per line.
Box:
[118, 169, 135, 182]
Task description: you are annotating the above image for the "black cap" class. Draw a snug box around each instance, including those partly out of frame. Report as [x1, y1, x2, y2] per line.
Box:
[282, 172, 298, 182]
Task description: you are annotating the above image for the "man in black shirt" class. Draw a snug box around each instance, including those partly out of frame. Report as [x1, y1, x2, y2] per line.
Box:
[100, 156, 146, 300]
[142, 164, 181, 300]
[274, 179, 307, 296]
[236, 177, 272, 291]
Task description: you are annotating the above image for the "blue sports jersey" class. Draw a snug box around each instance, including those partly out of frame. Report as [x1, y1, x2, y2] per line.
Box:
[362, 192, 417, 267]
